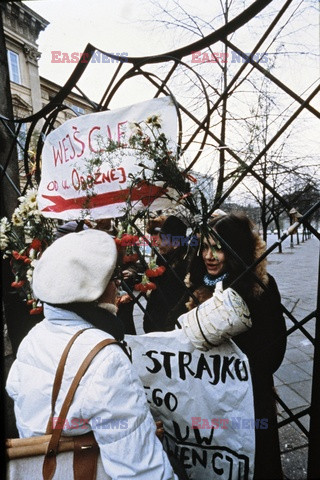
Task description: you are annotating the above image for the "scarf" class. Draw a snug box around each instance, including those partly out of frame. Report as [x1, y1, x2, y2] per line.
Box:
[203, 272, 229, 287]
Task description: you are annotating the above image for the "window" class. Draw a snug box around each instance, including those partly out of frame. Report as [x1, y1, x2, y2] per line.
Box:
[7, 50, 21, 84]
[17, 123, 27, 161]
[72, 105, 84, 115]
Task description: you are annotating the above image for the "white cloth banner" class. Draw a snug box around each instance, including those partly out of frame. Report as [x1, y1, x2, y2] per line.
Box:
[37, 97, 177, 220]
[126, 330, 255, 480]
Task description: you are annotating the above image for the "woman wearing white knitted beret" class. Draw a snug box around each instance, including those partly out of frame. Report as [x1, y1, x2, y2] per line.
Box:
[6, 229, 250, 479]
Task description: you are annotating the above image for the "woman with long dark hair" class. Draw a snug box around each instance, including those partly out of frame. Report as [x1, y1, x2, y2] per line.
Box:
[188, 212, 287, 479]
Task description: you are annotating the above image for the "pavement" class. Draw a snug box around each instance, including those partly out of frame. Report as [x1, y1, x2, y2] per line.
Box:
[265, 235, 318, 480]
[4, 233, 319, 479]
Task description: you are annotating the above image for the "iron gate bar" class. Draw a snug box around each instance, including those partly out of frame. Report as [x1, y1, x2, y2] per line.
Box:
[207, 83, 320, 216]
[153, 61, 181, 99]
[120, 279, 156, 326]
[281, 309, 314, 345]
[97, 61, 124, 111]
[0, 164, 20, 195]
[133, 68, 188, 146]
[182, 0, 295, 168]
[307, 249, 320, 479]
[278, 406, 311, 429]
[274, 391, 309, 437]
[286, 311, 316, 336]
[224, 39, 320, 120]
[211, 206, 319, 345]
[133, 68, 187, 149]
[0, 117, 23, 184]
[73, 84, 99, 111]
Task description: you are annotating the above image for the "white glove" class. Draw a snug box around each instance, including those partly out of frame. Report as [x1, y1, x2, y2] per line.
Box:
[181, 281, 251, 351]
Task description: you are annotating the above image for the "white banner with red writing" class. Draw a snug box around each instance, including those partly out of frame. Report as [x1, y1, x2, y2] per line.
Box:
[37, 97, 177, 220]
[126, 330, 255, 480]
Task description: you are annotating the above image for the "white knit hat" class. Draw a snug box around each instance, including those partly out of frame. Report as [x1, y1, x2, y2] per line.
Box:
[32, 229, 117, 304]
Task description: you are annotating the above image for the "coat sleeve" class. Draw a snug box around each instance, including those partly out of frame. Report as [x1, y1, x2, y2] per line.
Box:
[80, 345, 177, 480]
[234, 275, 287, 376]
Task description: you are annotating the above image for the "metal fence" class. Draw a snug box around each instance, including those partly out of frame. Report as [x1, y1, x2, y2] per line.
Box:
[1, 0, 319, 477]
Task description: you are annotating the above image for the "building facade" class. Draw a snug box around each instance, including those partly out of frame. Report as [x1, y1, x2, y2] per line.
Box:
[2, 2, 94, 127]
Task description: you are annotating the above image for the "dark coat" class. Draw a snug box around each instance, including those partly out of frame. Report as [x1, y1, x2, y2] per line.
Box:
[214, 274, 286, 479]
[143, 247, 189, 333]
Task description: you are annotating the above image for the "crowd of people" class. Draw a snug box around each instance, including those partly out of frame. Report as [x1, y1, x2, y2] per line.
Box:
[6, 210, 287, 479]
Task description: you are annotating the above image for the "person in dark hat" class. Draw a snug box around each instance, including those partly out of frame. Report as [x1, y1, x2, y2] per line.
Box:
[143, 215, 191, 333]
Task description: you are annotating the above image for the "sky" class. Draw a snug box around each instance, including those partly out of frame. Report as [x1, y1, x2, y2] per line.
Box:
[23, 0, 180, 104]
[24, 0, 319, 108]
[21, 0, 319, 185]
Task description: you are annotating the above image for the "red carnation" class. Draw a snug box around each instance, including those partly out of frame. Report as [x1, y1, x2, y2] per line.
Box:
[11, 280, 25, 288]
[30, 306, 43, 315]
[134, 274, 156, 292]
[30, 238, 42, 250]
[123, 253, 139, 264]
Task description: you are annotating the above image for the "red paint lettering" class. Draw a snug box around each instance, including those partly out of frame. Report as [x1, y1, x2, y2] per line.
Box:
[110, 168, 119, 181]
[72, 127, 85, 158]
[106, 125, 112, 140]
[66, 134, 75, 160]
[94, 171, 102, 184]
[88, 126, 101, 152]
[86, 175, 94, 188]
[102, 171, 110, 183]
[72, 168, 80, 190]
[62, 138, 69, 162]
[117, 121, 128, 146]
[118, 167, 126, 184]
[53, 142, 63, 167]
[47, 180, 58, 191]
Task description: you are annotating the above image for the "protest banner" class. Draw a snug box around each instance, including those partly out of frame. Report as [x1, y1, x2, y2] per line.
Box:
[37, 97, 177, 220]
[126, 330, 255, 480]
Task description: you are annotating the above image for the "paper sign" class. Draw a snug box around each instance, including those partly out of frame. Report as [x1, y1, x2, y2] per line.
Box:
[126, 330, 255, 480]
[37, 97, 177, 220]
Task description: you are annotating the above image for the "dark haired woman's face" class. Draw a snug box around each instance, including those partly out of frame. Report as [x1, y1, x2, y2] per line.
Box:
[202, 236, 226, 277]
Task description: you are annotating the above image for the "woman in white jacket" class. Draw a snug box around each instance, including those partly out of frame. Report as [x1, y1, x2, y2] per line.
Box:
[6, 229, 178, 480]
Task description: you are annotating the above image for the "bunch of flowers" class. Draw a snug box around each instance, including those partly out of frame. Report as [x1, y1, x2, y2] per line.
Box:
[1, 188, 57, 314]
[123, 115, 214, 244]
